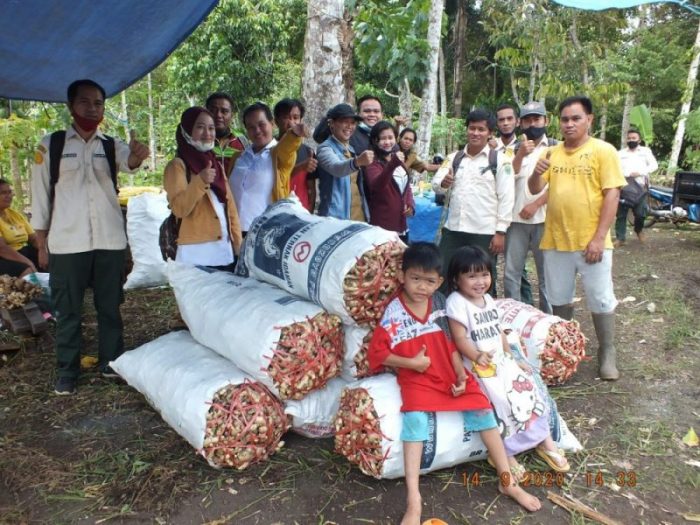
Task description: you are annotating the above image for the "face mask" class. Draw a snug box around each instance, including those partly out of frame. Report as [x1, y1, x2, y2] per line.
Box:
[500, 130, 515, 139]
[71, 112, 103, 132]
[215, 127, 231, 139]
[181, 125, 215, 152]
[524, 126, 546, 141]
[627, 140, 639, 149]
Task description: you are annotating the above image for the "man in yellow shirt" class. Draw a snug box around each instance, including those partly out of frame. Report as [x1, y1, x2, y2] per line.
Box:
[528, 96, 625, 380]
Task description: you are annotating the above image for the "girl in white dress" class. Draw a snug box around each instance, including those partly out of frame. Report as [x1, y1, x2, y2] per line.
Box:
[445, 245, 569, 480]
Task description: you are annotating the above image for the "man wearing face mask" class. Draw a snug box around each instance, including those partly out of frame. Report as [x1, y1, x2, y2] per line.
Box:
[614, 129, 658, 246]
[30, 79, 150, 395]
[505, 101, 558, 314]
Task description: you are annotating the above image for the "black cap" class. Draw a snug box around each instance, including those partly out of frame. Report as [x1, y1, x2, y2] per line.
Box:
[326, 103, 362, 120]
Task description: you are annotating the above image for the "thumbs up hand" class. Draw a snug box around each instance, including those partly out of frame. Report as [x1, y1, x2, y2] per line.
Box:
[411, 345, 431, 373]
[533, 149, 552, 178]
[519, 133, 535, 156]
[198, 160, 217, 184]
[127, 130, 150, 168]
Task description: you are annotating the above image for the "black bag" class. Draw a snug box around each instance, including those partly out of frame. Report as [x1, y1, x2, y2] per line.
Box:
[159, 214, 181, 261]
[158, 165, 190, 261]
[620, 177, 646, 206]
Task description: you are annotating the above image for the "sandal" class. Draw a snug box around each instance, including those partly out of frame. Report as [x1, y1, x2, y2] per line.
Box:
[487, 455, 526, 482]
[535, 446, 570, 472]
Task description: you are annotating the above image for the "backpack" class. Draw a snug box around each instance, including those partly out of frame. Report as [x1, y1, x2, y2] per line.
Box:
[620, 177, 646, 206]
[49, 130, 117, 207]
[158, 167, 191, 261]
[452, 148, 500, 177]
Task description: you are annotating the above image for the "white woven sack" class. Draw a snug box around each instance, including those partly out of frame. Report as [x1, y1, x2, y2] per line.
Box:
[236, 199, 401, 325]
[110, 331, 251, 458]
[343, 374, 488, 479]
[124, 192, 169, 289]
[168, 261, 341, 400]
[341, 324, 372, 380]
[284, 377, 349, 438]
[496, 298, 565, 367]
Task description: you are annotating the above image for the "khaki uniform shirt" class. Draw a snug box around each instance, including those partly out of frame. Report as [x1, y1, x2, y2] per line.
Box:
[31, 126, 137, 254]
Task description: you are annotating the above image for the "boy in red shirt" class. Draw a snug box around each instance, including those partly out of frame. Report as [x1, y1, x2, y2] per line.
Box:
[369, 242, 541, 525]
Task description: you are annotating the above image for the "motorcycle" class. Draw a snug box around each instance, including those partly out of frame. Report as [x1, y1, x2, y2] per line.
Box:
[627, 185, 689, 228]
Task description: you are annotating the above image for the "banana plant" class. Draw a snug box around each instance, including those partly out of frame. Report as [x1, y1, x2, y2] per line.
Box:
[629, 103, 654, 144]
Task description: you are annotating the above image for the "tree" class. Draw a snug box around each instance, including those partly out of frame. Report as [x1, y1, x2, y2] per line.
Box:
[166, 0, 306, 111]
[668, 17, 700, 175]
[415, 0, 445, 160]
[301, 0, 348, 135]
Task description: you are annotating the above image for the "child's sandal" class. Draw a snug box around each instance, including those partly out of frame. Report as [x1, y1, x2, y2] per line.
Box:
[487, 455, 527, 482]
[535, 446, 570, 472]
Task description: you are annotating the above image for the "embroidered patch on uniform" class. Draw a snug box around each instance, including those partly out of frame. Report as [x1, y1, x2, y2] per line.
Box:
[38, 144, 47, 153]
[61, 153, 77, 158]
[34, 151, 44, 164]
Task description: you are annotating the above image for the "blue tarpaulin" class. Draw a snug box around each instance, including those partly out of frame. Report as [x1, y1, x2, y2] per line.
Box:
[0, 0, 218, 102]
[551, 0, 700, 14]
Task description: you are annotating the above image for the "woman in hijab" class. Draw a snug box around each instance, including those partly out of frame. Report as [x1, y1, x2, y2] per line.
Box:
[163, 107, 242, 271]
[364, 121, 415, 243]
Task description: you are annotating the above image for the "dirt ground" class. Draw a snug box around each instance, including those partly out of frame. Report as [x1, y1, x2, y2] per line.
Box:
[1, 223, 699, 525]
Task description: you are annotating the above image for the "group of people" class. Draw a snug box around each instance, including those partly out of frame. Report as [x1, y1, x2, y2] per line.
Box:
[370, 95, 640, 524]
[11, 76, 650, 522]
[433, 96, 658, 389]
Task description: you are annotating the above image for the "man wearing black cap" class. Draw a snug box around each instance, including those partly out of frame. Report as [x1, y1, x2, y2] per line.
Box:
[316, 103, 374, 220]
[504, 101, 556, 313]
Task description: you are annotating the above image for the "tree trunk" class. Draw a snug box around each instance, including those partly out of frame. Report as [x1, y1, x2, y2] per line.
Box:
[341, 7, 356, 106]
[302, 0, 347, 141]
[569, 15, 590, 88]
[510, 71, 521, 108]
[620, 90, 635, 149]
[438, 44, 447, 156]
[9, 145, 25, 206]
[528, 54, 540, 103]
[452, 0, 467, 118]
[398, 77, 413, 128]
[416, 0, 445, 160]
[668, 17, 700, 175]
[120, 91, 134, 186]
[147, 73, 157, 172]
[599, 102, 608, 141]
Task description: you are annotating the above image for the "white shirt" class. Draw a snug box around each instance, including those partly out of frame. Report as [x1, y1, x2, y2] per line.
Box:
[30, 126, 137, 254]
[494, 137, 517, 158]
[176, 190, 234, 266]
[512, 136, 551, 225]
[432, 145, 514, 234]
[618, 146, 658, 187]
[393, 165, 409, 192]
[230, 139, 277, 231]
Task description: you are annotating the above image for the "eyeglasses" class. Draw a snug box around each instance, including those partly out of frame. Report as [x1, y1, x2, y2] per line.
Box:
[0, 190, 14, 196]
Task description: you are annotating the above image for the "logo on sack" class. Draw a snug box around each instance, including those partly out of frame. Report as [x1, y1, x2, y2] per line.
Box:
[420, 412, 437, 469]
[293, 241, 312, 262]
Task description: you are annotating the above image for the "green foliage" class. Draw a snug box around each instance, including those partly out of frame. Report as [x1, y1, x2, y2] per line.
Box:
[167, 0, 306, 113]
[682, 108, 700, 170]
[629, 104, 654, 144]
[354, 0, 434, 92]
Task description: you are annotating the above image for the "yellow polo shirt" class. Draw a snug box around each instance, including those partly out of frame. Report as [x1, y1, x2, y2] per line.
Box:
[541, 137, 625, 251]
[0, 208, 34, 250]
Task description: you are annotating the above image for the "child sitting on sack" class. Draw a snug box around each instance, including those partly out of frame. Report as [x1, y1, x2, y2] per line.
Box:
[368, 242, 541, 525]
